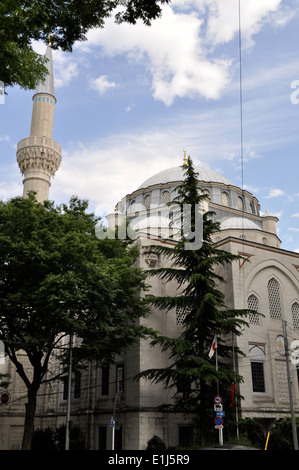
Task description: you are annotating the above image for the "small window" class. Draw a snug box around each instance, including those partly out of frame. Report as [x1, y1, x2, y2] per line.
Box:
[251, 362, 265, 393]
[74, 372, 81, 399]
[247, 294, 261, 325]
[176, 306, 186, 325]
[250, 345, 266, 393]
[238, 196, 244, 211]
[268, 278, 282, 320]
[144, 194, 151, 210]
[62, 372, 81, 400]
[221, 192, 229, 207]
[292, 302, 299, 330]
[161, 191, 170, 205]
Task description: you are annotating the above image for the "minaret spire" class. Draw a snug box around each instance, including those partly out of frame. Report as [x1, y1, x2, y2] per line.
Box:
[16, 44, 62, 202]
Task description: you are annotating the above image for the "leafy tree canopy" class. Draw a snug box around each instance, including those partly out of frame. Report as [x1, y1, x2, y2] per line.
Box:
[0, 193, 153, 448]
[0, 0, 170, 90]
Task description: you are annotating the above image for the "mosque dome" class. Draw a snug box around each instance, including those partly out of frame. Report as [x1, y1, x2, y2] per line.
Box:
[221, 217, 262, 230]
[137, 165, 232, 190]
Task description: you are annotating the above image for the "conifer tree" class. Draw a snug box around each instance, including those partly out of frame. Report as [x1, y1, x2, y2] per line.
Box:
[138, 156, 249, 441]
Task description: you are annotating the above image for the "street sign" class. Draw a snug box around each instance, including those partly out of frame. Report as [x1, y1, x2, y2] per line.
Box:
[215, 416, 223, 425]
[109, 417, 115, 428]
[214, 404, 223, 411]
[216, 411, 225, 417]
[215, 425, 224, 429]
[213, 395, 222, 404]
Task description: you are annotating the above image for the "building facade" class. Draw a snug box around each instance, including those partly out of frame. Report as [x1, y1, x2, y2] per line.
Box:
[1, 48, 299, 451]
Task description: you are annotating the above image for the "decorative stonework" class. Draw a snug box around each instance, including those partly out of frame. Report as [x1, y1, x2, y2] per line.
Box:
[16, 136, 62, 178]
[144, 252, 159, 268]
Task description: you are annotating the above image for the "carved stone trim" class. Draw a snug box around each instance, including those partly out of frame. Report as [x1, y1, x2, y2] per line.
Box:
[17, 147, 61, 178]
[16, 138, 62, 178]
[17, 136, 62, 154]
[144, 252, 159, 268]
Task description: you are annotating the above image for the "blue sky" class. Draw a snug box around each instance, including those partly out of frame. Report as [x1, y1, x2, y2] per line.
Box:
[1, 0, 299, 252]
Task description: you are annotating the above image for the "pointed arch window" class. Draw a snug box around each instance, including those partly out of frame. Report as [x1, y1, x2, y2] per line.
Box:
[238, 196, 244, 211]
[247, 294, 261, 325]
[144, 194, 151, 210]
[291, 302, 299, 330]
[161, 191, 170, 205]
[221, 192, 229, 207]
[267, 278, 282, 320]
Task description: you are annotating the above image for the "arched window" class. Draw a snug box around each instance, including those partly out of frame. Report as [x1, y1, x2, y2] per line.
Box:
[144, 194, 151, 210]
[238, 196, 244, 211]
[247, 294, 261, 325]
[161, 191, 170, 205]
[291, 302, 299, 330]
[221, 192, 229, 207]
[267, 278, 282, 320]
[249, 345, 266, 393]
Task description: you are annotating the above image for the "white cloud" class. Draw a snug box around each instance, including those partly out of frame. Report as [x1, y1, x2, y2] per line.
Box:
[90, 75, 118, 94]
[74, 1, 292, 106]
[291, 212, 299, 218]
[32, 41, 79, 88]
[265, 188, 285, 198]
[0, 181, 22, 200]
[53, 50, 79, 88]
[202, 0, 284, 47]
[51, 128, 194, 214]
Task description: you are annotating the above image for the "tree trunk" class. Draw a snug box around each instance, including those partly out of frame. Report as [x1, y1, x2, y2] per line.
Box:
[21, 385, 39, 450]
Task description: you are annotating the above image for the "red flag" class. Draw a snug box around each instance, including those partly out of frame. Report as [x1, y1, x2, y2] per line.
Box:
[230, 381, 236, 407]
[208, 336, 217, 359]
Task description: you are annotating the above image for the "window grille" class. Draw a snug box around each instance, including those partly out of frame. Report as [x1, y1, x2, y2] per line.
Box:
[176, 306, 186, 325]
[221, 192, 229, 206]
[251, 362, 265, 393]
[247, 294, 261, 325]
[292, 302, 299, 330]
[267, 278, 282, 320]
[144, 194, 151, 210]
[161, 191, 170, 205]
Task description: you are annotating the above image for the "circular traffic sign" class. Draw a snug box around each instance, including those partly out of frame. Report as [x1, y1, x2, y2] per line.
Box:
[215, 416, 223, 425]
[213, 395, 222, 404]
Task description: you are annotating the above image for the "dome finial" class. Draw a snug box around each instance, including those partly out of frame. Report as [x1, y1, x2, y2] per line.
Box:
[183, 149, 187, 166]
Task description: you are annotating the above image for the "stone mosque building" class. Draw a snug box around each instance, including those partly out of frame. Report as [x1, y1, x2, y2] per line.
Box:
[0, 46, 299, 450]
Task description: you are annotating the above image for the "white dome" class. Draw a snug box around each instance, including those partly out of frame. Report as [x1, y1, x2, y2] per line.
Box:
[221, 217, 261, 230]
[137, 165, 232, 190]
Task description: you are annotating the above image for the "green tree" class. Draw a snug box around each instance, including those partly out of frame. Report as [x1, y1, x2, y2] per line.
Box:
[0, 194, 152, 449]
[0, 0, 170, 90]
[138, 157, 250, 443]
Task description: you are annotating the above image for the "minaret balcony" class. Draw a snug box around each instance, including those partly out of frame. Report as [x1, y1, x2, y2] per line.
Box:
[16, 136, 62, 178]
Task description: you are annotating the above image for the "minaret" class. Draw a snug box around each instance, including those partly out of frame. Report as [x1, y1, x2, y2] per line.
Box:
[16, 44, 62, 202]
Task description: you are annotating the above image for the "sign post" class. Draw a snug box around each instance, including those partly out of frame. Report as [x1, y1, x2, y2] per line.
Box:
[110, 417, 115, 450]
[213, 396, 224, 445]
